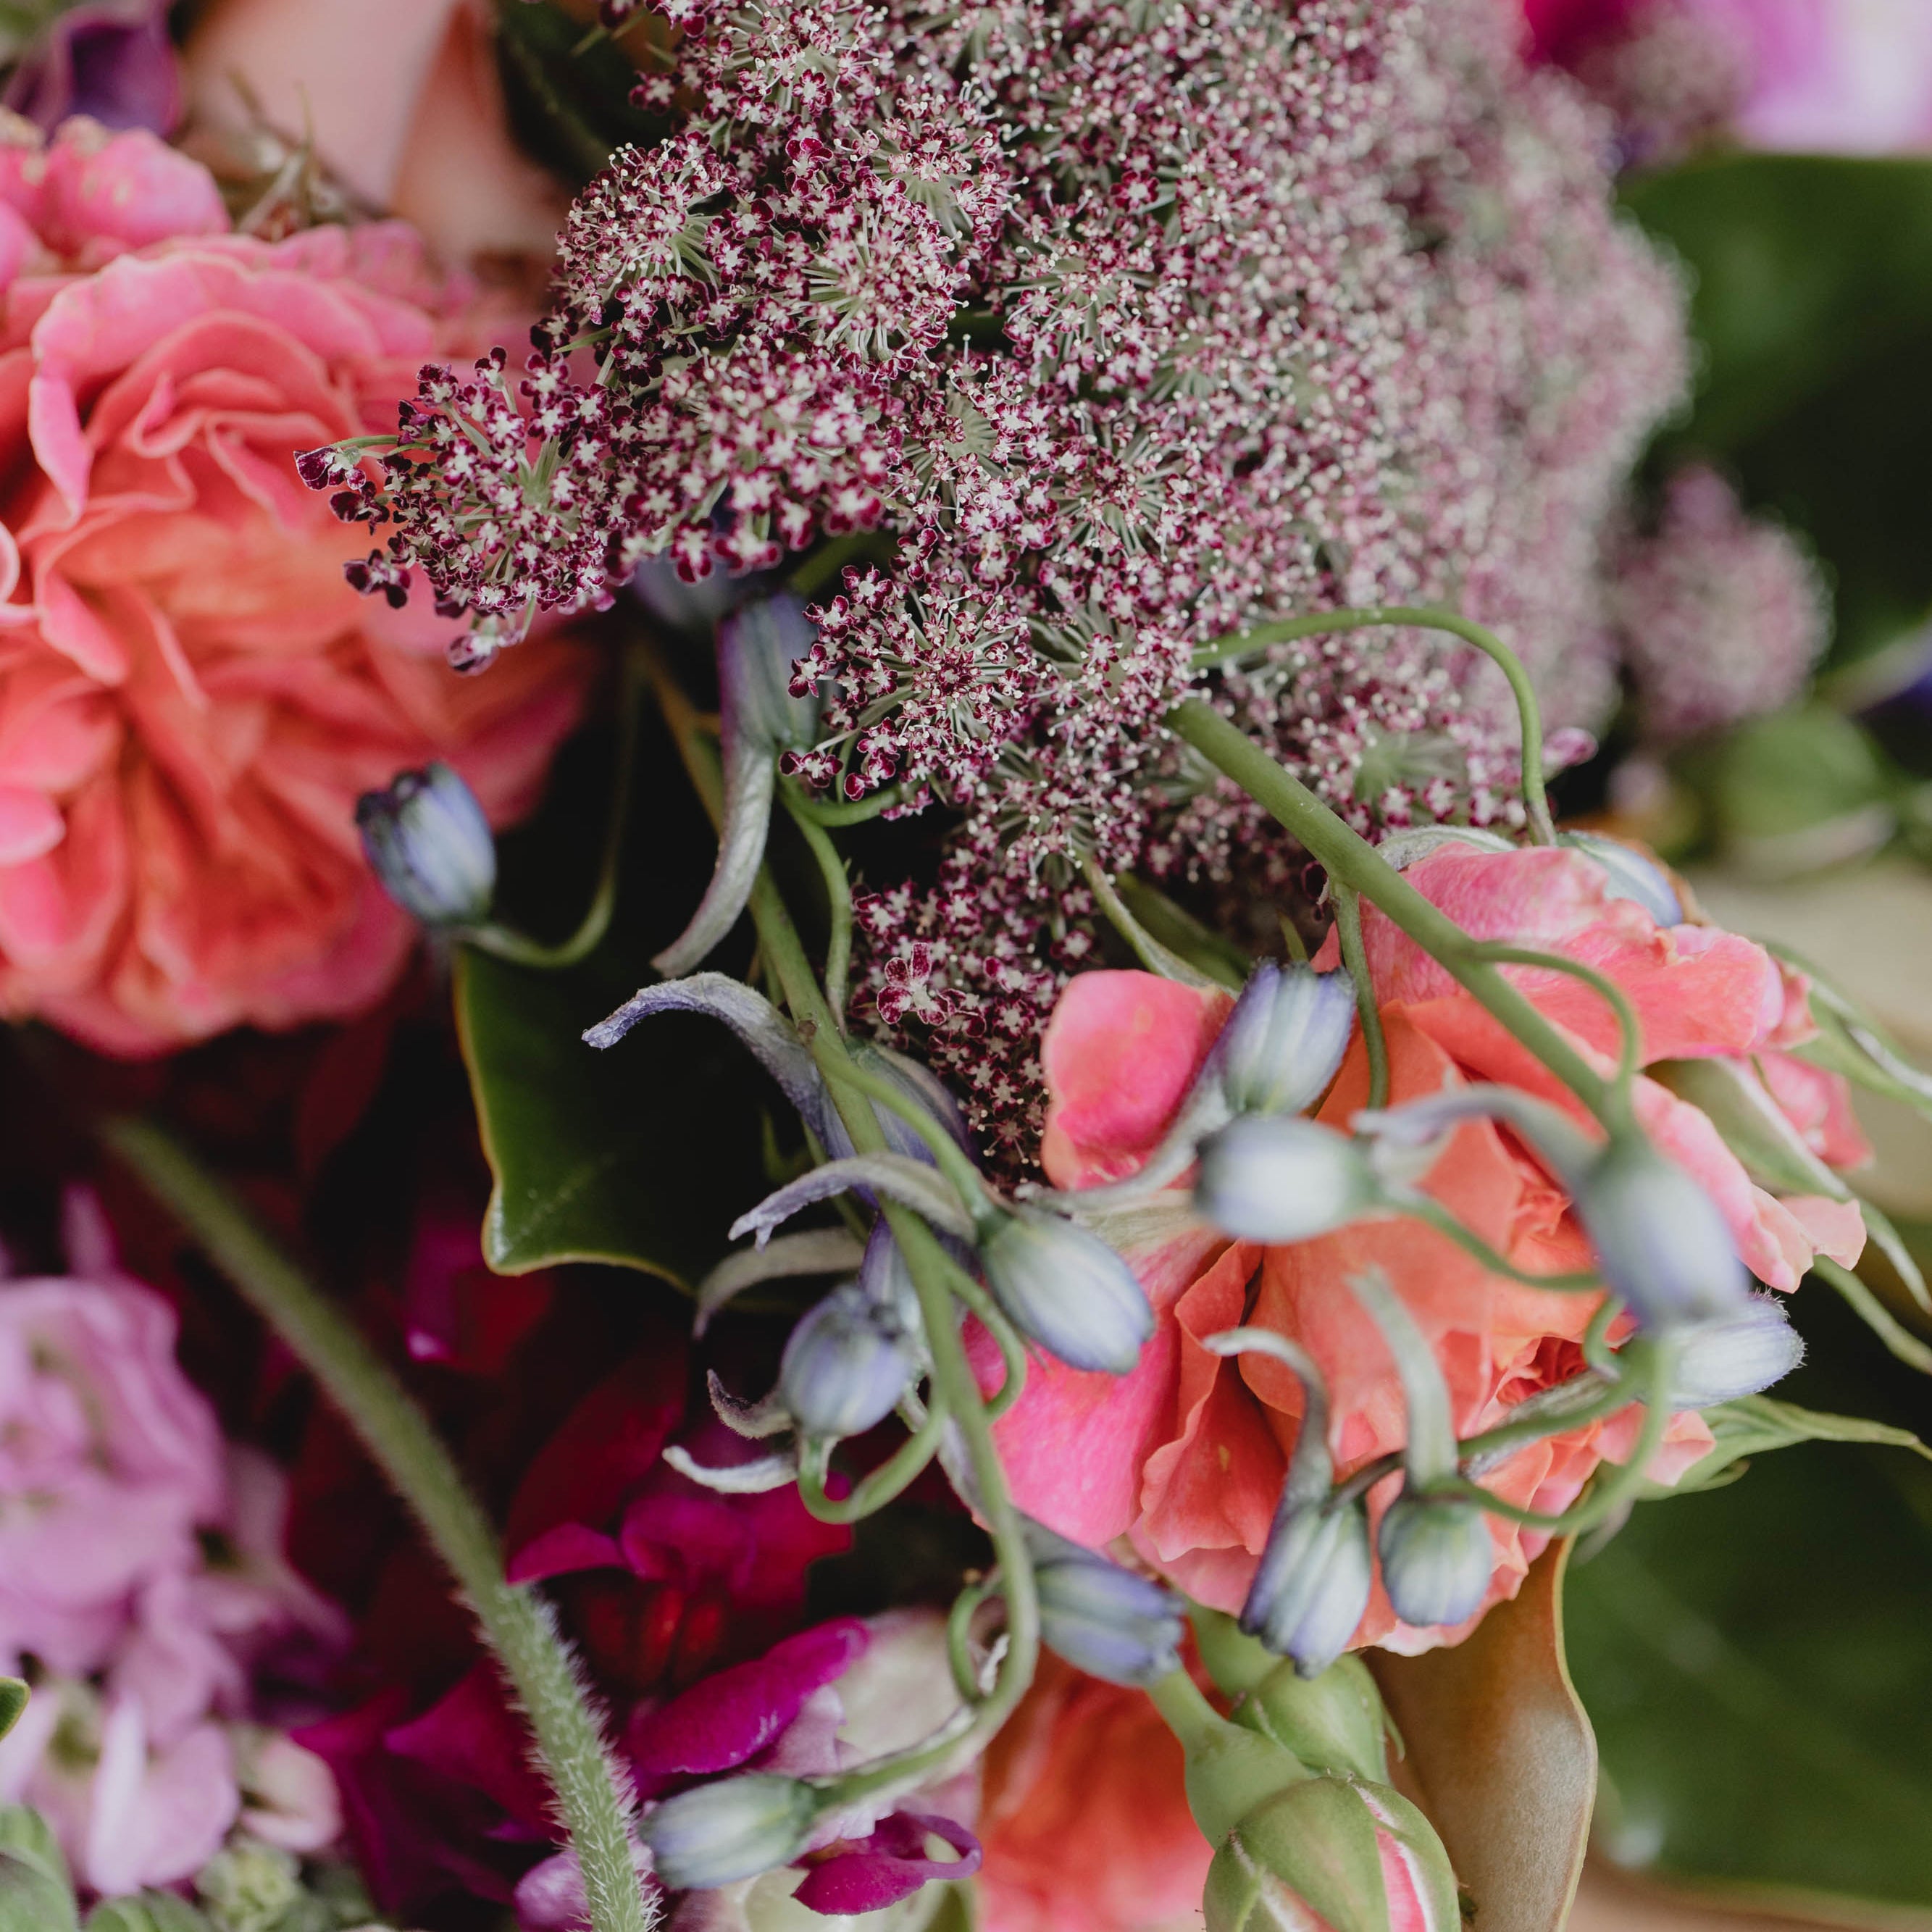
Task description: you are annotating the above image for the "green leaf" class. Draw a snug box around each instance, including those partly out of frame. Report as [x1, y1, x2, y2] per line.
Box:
[493, 0, 661, 185]
[85, 1895, 212, 1932]
[1672, 1393, 1932, 1494]
[0, 1806, 77, 1932]
[456, 944, 766, 1280]
[1704, 708, 1896, 877]
[1568, 1442, 1932, 1914]
[0, 1682, 24, 1744]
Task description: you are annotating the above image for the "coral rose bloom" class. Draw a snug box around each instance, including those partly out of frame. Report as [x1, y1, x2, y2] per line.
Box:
[989, 840, 1868, 1651]
[0, 120, 587, 1053]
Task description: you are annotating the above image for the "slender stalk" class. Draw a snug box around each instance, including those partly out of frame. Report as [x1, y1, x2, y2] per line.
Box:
[779, 780, 856, 1021]
[797, 1397, 950, 1523]
[785, 782, 907, 827]
[104, 1120, 651, 1932]
[1192, 606, 1556, 845]
[1392, 1193, 1598, 1292]
[1082, 854, 1223, 990]
[1329, 885, 1387, 1111]
[1145, 1665, 1227, 1754]
[464, 643, 647, 971]
[1168, 698, 1610, 1123]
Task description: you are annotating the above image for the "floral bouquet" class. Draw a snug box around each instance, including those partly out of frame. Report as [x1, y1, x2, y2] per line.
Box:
[1, 1, 1931, 1929]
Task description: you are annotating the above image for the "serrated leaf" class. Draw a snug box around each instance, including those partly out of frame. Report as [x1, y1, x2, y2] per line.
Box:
[1369, 1543, 1595, 1932]
[1567, 1442, 1932, 1913]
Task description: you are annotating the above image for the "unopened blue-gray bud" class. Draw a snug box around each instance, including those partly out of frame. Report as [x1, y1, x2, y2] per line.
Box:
[979, 1207, 1153, 1374]
[355, 763, 495, 926]
[1668, 1292, 1803, 1408]
[1240, 1500, 1373, 1679]
[1561, 831, 1684, 927]
[1194, 1116, 1377, 1246]
[1216, 965, 1358, 1116]
[779, 1279, 919, 1439]
[641, 1772, 819, 1891]
[1575, 1137, 1750, 1329]
[1025, 1519, 1186, 1686]
[1376, 1492, 1492, 1630]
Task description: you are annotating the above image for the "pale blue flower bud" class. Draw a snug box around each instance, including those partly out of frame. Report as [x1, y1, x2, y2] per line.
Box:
[1214, 964, 1358, 1116]
[355, 763, 495, 926]
[641, 1773, 819, 1891]
[1375, 1492, 1492, 1630]
[779, 1278, 919, 1439]
[979, 1206, 1153, 1373]
[1024, 1518, 1186, 1686]
[1575, 1137, 1750, 1329]
[1194, 1116, 1377, 1245]
[1561, 830, 1684, 927]
[1668, 1292, 1803, 1408]
[1239, 1499, 1373, 1679]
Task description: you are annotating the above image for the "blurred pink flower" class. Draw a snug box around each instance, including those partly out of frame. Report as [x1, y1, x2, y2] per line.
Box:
[0, 1195, 344, 1894]
[185, 0, 568, 265]
[0, 117, 590, 1053]
[1526, 0, 1932, 154]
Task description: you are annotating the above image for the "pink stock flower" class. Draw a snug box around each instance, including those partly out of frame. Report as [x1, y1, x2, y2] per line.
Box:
[0, 117, 590, 1054]
[984, 840, 1867, 1651]
[0, 1195, 344, 1894]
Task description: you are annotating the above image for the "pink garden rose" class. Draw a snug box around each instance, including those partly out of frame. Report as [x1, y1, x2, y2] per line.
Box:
[986, 839, 1868, 1651]
[0, 117, 590, 1053]
[0, 1194, 344, 1894]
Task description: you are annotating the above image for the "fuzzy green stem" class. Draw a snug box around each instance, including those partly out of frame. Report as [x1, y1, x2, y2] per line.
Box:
[1168, 698, 1610, 1123]
[104, 1118, 651, 1932]
[1192, 606, 1556, 845]
[462, 644, 647, 971]
[1330, 885, 1387, 1111]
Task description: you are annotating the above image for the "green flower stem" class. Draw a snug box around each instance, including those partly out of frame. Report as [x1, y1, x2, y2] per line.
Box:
[779, 779, 855, 1021]
[1168, 697, 1610, 1124]
[814, 1050, 999, 1229]
[1144, 1665, 1228, 1755]
[1389, 1193, 1599, 1292]
[102, 1118, 652, 1932]
[947, 1571, 1003, 1702]
[784, 782, 907, 827]
[462, 643, 648, 971]
[645, 644, 1043, 1803]
[1448, 1337, 1678, 1535]
[927, 1247, 1029, 1421]
[1465, 942, 1639, 1097]
[1191, 606, 1557, 846]
[797, 1397, 950, 1524]
[1330, 884, 1387, 1111]
[1082, 854, 1224, 990]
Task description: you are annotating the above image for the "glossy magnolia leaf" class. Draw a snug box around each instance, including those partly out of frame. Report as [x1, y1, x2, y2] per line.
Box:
[1370, 1543, 1596, 1932]
[456, 945, 767, 1281]
[1567, 1444, 1932, 1915]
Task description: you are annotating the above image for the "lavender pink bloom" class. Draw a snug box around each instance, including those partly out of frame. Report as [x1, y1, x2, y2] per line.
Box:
[0, 1195, 344, 1895]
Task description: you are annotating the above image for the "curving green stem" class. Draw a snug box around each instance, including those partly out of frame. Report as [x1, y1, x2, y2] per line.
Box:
[1168, 698, 1611, 1124]
[1330, 883, 1387, 1111]
[779, 779, 856, 1021]
[648, 647, 1042, 1804]
[464, 643, 647, 971]
[784, 782, 907, 827]
[798, 1396, 951, 1524]
[104, 1119, 653, 1932]
[1082, 853, 1224, 990]
[1388, 1192, 1599, 1293]
[1466, 942, 1639, 1112]
[1192, 606, 1557, 845]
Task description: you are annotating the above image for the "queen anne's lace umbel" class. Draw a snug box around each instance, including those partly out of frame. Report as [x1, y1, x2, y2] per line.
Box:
[311, 0, 1689, 1159]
